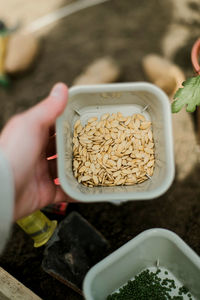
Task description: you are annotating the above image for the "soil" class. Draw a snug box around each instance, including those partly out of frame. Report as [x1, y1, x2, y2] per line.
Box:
[0, 0, 200, 299]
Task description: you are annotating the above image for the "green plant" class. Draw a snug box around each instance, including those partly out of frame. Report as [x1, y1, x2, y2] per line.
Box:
[171, 75, 200, 113]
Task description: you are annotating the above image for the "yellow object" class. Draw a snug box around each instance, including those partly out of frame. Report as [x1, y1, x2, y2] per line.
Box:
[17, 210, 57, 248]
[0, 34, 8, 75]
[5, 33, 39, 74]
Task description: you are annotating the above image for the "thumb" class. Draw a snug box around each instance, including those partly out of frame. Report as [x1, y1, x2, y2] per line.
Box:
[31, 83, 68, 127]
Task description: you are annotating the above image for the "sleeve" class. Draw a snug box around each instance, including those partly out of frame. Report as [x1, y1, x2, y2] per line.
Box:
[0, 148, 14, 254]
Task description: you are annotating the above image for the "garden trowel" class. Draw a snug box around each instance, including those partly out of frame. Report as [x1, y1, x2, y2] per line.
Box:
[17, 210, 108, 294]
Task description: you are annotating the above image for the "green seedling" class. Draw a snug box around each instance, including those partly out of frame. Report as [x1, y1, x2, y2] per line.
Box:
[171, 75, 200, 113]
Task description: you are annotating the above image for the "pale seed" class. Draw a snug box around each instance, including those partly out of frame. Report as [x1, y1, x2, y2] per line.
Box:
[93, 175, 99, 185]
[81, 175, 92, 181]
[101, 113, 110, 121]
[73, 160, 79, 169]
[117, 158, 122, 169]
[76, 124, 83, 133]
[147, 160, 154, 167]
[88, 117, 98, 123]
[74, 119, 81, 129]
[140, 121, 151, 130]
[79, 166, 86, 173]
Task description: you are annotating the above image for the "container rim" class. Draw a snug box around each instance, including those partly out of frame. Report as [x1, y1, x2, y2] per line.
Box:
[68, 81, 173, 98]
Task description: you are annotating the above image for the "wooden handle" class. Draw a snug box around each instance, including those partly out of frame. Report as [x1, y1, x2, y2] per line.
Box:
[0, 267, 42, 300]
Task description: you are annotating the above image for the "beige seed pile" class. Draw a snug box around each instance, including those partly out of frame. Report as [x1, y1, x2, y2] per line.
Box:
[72, 112, 155, 187]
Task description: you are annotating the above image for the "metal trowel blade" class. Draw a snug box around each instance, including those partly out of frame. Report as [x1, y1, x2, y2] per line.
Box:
[42, 211, 109, 294]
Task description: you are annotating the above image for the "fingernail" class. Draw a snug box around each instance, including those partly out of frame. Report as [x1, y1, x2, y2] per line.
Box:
[50, 83, 65, 100]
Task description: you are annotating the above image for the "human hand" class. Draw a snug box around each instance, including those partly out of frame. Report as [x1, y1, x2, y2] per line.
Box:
[0, 83, 72, 221]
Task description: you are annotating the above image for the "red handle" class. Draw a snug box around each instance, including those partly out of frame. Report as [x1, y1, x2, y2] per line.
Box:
[47, 154, 60, 185]
[191, 38, 200, 75]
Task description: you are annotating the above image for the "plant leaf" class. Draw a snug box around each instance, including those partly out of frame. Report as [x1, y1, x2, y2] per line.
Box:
[171, 75, 200, 113]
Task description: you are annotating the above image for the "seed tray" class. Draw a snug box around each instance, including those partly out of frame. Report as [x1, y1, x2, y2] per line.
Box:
[83, 229, 200, 300]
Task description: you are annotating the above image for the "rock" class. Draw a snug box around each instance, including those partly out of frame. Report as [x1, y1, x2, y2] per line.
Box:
[5, 33, 39, 74]
[73, 57, 120, 85]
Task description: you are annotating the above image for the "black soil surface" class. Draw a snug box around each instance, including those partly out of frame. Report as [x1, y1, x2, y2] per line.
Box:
[0, 1, 200, 299]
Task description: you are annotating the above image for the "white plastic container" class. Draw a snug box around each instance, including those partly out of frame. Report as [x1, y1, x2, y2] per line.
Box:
[83, 229, 200, 300]
[56, 83, 174, 203]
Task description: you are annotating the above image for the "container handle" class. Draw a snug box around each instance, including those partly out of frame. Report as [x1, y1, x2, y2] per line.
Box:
[191, 38, 200, 75]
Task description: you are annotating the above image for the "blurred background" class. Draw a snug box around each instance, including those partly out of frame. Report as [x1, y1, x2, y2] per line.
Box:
[0, 0, 200, 299]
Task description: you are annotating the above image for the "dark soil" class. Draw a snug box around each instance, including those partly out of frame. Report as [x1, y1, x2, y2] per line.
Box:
[0, 0, 200, 299]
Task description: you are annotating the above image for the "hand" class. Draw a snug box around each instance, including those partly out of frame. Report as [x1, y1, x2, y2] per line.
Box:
[0, 83, 71, 221]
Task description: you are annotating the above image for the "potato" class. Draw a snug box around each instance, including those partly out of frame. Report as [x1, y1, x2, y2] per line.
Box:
[73, 57, 120, 85]
[155, 76, 176, 95]
[5, 33, 39, 74]
[142, 54, 173, 82]
[142, 54, 185, 96]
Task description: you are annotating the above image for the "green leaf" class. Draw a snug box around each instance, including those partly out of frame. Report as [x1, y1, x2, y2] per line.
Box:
[171, 75, 200, 113]
[0, 74, 11, 88]
[0, 29, 9, 37]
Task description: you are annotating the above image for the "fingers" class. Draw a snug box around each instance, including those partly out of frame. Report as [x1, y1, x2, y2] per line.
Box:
[48, 160, 77, 203]
[46, 134, 56, 158]
[54, 186, 76, 203]
[48, 158, 57, 179]
[49, 125, 55, 137]
[27, 83, 68, 128]
[43, 83, 68, 126]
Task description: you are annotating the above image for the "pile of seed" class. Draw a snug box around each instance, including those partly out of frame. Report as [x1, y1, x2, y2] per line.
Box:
[107, 269, 193, 300]
[72, 112, 155, 187]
